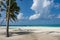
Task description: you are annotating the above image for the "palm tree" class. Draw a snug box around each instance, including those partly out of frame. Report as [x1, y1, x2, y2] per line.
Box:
[6, 0, 20, 37]
[1, 0, 20, 37]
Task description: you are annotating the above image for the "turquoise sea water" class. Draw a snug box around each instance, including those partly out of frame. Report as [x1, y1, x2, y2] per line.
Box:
[0, 26, 60, 29]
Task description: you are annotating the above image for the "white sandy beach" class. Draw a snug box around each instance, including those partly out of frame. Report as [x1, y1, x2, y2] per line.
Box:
[0, 27, 60, 40]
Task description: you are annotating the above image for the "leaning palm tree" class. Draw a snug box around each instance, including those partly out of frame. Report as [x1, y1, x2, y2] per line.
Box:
[6, 0, 20, 37]
[1, 0, 20, 37]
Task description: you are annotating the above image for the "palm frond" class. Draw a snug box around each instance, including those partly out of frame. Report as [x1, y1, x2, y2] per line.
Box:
[6, 0, 20, 22]
[15, 12, 19, 15]
[1, 8, 5, 11]
[1, 1, 6, 8]
[0, 14, 1, 17]
[10, 12, 17, 21]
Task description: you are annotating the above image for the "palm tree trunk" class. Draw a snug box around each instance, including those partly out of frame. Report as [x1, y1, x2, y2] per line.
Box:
[6, 11, 10, 37]
[6, 14, 9, 37]
[6, 0, 10, 37]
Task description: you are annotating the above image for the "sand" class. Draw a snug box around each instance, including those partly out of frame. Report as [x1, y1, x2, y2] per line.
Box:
[0, 27, 60, 40]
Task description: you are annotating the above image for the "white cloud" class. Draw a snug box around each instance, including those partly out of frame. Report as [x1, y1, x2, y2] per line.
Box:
[31, 0, 43, 11]
[17, 13, 24, 20]
[29, 0, 53, 20]
[43, 0, 52, 8]
[31, 0, 53, 11]
[29, 13, 40, 20]
[56, 14, 60, 18]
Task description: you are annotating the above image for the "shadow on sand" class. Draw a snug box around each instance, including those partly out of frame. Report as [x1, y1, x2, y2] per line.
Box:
[0, 29, 33, 37]
[11, 32, 33, 35]
[10, 32, 32, 35]
[8, 31, 33, 37]
[1, 32, 33, 37]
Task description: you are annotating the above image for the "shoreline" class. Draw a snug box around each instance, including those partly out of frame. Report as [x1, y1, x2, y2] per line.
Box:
[0, 26, 60, 32]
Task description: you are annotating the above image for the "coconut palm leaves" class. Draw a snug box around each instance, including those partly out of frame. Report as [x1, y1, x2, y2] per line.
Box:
[0, 0, 6, 11]
[1, 0, 20, 37]
[1, 0, 20, 21]
[9, 0, 20, 21]
[7, 0, 20, 21]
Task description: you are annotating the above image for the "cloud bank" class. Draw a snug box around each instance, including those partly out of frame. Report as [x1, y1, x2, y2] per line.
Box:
[29, 0, 53, 20]
[17, 0, 60, 21]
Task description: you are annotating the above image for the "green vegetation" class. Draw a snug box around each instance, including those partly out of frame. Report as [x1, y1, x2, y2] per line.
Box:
[0, 0, 20, 37]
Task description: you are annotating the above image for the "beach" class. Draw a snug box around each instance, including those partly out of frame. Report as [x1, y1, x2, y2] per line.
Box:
[0, 27, 60, 40]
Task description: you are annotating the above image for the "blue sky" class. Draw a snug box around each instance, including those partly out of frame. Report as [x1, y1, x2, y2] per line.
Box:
[0, 0, 60, 25]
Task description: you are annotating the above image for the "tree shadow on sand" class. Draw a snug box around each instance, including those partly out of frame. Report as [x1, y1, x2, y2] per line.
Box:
[1, 31, 33, 37]
[0, 28, 33, 37]
[9, 31, 33, 37]
[11, 31, 33, 35]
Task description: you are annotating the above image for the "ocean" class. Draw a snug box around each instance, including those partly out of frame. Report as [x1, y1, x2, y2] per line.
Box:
[0, 26, 60, 32]
[0, 25, 60, 29]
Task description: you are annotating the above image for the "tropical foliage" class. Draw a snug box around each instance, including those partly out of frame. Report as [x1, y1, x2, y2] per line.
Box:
[0, 0, 20, 37]
[0, 0, 20, 21]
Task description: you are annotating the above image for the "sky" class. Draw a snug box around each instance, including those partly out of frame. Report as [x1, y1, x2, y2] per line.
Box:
[0, 0, 60, 25]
